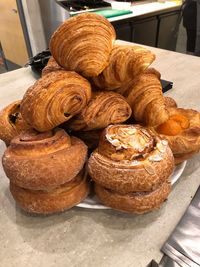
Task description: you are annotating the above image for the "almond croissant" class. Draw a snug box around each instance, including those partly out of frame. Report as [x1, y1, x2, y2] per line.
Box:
[91, 44, 155, 90]
[120, 68, 169, 126]
[21, 71, 91, 132]
[67, 91, 132, 131]
[50, 13, 116, 77]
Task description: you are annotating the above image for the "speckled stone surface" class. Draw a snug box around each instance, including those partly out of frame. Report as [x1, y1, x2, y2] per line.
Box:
[0, 44, 200, 267]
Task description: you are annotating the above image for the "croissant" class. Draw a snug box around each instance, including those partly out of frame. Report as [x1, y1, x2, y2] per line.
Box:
[88, 124, 174, 194]
[20, 71, 91, 132]
[88, 124, 174, 213]
[9, 170, 89, 214]
[2, 128, 87, 190]
[50, 13, 116, 77]
[67, 91, 132, 131]
[119, 68, 169, 126]
[155, 107, 200, 164]
[164, 97, 177, 108]
[42, 56, 64, 76]
[0, 100, 30, 146]
[91, 44, 155, 90]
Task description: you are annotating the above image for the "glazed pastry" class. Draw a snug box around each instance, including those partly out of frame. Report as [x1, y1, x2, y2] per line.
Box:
[50, 13, 116, 77]
[68, 91, 132, 131]
[119, 68, 169, 126]
[20, 71, 91, 132]
[88, 124, 174, 194]
[10, 170, 89, 214]
[42, 56, 64, 76]
[155, 107, 200, 164]
[164, 97, 177, 108]
[95, 181, 171, 214]
[2, 128, 87, 190]
[92, 44, 155, 90]
[0, 100, 30, 146]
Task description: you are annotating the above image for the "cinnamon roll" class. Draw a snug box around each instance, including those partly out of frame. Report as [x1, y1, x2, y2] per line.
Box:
[10, 170, 89, 214]
[20, 71, 91, 132]
[0, 100, 30, 146]
[50, 13, 116, 77]
[88, 124, 174, 194]
[2, 128, 87, 190]
[68, 91, 132, 131]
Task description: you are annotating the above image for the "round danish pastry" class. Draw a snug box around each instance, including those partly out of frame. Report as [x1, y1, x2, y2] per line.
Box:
[2, 128, 87, 190]
[88, 124, 174, 194]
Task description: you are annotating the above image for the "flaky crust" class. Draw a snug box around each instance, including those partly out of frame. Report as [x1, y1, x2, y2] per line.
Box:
[2, 129, 87, 190]
[0, 100, 30, 146]
[68, 91, 132, 131]
[10, 170, 89, 214]
[50, 13, 116, 77]
[88, 125, 174, 193]
[164, 97, 177, 108]
[95, 181, 171, 214]
[91, 44, 155, 90]
[42, 56, 63, 76]
[157, 108, 200, 162]
[20, 71, 91, 132]
[118, 68, 169, 126]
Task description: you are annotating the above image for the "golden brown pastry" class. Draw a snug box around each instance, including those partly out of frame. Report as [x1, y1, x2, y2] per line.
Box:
[0, 100, 30, 146]
[2, 128, 87, 190]
[50, 13, 116, 77]
[164, 97, 177, 108]
[71, 129, 102, 150]
[10, 170, 89, 214]
[88, 124, 174, 194]
[155, 107, 200, 164]
[95, 181, 171, 214]
[67, 91, 132, 131]
[118, 68, 169, 126]
[20, 71, 91, 132]
[42, 56, 64, 76]
[92, 44, 155, 90]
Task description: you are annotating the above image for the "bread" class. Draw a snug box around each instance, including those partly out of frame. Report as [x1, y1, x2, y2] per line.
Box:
[50, 13, 116, 77]
[118, 68, 169, 126]
[95, 181, 171, 214]
[88, 124, 174, 194]
[67, 91, 132, 131]
[10, 170, 89, 214]
[0, 100, 30, 146]
[155, 107, 200, 164]
[91, 44, 155, 90]
[20, 71, 91, 132]
[2, 128, 87, 190]
[42, 56, 63, 76]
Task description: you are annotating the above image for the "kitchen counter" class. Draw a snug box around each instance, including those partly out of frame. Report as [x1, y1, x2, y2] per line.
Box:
[0, 43, 200, 267]
[108, 1, 181, 22]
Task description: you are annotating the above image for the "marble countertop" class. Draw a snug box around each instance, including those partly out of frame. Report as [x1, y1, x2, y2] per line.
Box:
[0, 43, 200, 267]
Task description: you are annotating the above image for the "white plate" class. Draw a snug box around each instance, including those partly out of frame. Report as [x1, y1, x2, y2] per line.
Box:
[76, 161, 187, 209]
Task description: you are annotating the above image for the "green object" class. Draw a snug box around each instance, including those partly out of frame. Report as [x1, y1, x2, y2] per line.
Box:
[91, 9, 132, 18]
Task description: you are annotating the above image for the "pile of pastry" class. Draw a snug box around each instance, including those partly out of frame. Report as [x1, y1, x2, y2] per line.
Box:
[1, 13, 200, 215]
